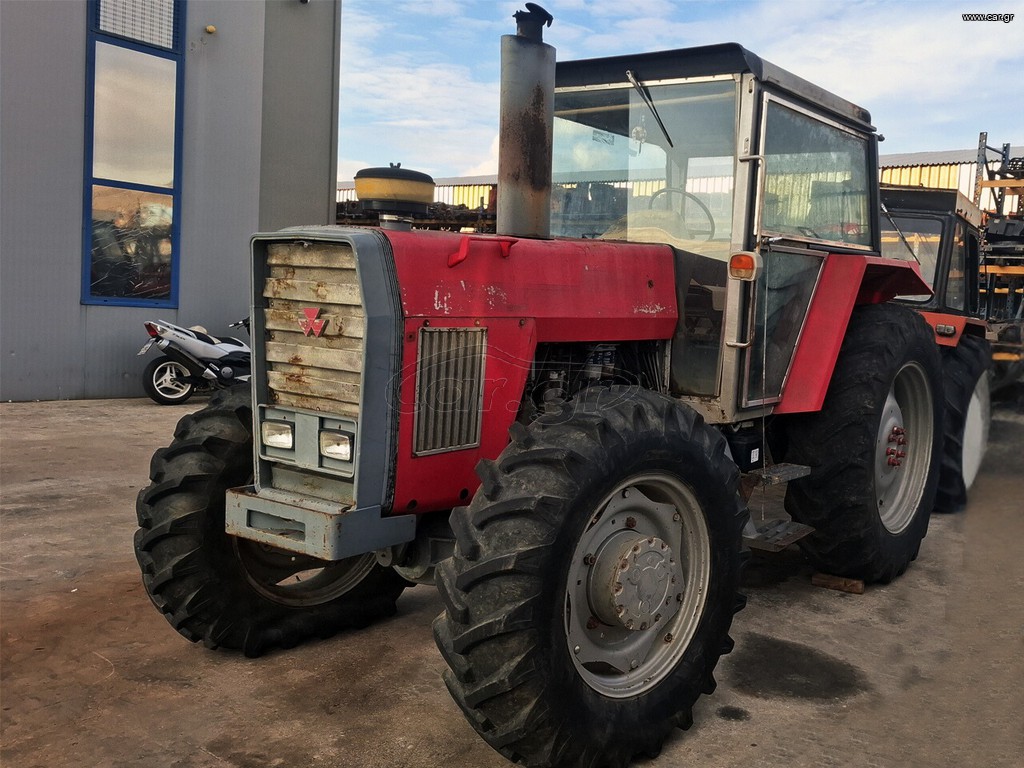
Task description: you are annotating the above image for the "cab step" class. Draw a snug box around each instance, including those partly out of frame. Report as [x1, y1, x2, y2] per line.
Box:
[748, 462, 811, 486]
[743, 519, 815, 553]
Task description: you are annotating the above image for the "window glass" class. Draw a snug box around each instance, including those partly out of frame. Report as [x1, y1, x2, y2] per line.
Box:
[85, 0, 181, 306]
[745, 250, 823, 403]
[93, 42, 176, 188]
[947, 222, 966, 311]
[98, 0, 176, 49]
[880, 215, 942, 302]
[761, 102, 873, 247]
[90, 185, 173, 299]
[552, 79, 737, 261]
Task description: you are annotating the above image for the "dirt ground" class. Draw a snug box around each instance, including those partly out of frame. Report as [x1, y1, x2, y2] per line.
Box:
[1, 393, 1022, 768]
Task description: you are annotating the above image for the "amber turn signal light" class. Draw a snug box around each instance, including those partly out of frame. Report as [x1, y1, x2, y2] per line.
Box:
[729, 251, 761, 281]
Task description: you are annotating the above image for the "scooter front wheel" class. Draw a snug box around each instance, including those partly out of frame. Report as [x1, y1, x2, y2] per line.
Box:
[143, 356, 195, 405]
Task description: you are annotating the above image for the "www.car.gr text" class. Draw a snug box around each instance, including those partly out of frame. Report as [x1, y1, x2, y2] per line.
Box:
[962, 12, 1015, 21]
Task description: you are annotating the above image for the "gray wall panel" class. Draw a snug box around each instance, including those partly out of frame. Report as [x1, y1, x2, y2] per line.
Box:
[176, 0, 266, 332]
[1, 0, 90, 401]
[259, 0, 341, 230]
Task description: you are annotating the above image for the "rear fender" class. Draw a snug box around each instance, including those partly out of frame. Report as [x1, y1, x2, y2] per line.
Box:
[774, 255, 931, 415]
[915, 312, 988, 348]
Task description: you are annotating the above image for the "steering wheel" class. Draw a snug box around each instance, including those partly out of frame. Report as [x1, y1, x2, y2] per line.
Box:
[647, 187, 716, 242]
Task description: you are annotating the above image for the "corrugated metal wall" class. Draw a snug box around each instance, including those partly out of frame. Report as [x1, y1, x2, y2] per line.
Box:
[340, 160, 1019, 217]
[880, 161, 1020, 214]
[337, 183, 496, 209]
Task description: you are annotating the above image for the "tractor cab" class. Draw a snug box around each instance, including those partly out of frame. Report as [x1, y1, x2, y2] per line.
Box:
[880, 186, 984, 317]
[551, 44, 884, 420]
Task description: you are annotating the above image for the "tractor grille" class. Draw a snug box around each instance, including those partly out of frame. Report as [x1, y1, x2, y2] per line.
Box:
[414, 328, 487, 455]
[262, 241, 364, 417]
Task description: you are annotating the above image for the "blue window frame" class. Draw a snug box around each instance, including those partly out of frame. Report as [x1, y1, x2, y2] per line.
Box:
[82, 0, 185, 307]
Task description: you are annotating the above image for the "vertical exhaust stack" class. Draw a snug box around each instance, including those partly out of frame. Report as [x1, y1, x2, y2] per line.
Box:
[497, 4, 555, 239]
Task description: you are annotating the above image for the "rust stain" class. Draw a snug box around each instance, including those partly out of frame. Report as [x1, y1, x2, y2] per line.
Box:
[265, 278, 294, 298]
[289, 355, 303, 365]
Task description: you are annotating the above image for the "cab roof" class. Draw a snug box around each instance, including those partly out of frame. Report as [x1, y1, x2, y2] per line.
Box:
[556, 42, 874, 133]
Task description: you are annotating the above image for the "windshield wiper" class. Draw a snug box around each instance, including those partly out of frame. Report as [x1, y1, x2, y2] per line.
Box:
[879, 201, 920, 264]
[626, 70, 673, 148]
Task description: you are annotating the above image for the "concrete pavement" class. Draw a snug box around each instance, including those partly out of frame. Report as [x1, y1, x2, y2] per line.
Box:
[1, 393, 1022, 768]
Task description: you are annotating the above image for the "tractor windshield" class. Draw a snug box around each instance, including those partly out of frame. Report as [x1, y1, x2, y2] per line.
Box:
[551, 77, 738, 261]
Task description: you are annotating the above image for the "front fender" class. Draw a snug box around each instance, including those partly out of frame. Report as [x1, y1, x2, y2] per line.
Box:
[775, 255, 931, 415]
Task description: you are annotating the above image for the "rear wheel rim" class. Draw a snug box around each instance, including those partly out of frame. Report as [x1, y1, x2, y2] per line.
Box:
[961, 374, 990, 491]
[153, 361, 192, 399]
[874, 361, 933, 533]
[565, 473, 711, 698]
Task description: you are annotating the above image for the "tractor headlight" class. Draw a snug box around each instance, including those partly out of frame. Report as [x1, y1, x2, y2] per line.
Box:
[261, 421, 294, 450]
[319, 430, 352, 462]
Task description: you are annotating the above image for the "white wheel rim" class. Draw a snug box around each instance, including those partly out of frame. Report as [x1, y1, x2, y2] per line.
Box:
[961, 373, 990, 491]
[874, 361, 934, 534]
[153, 361, 192, 399]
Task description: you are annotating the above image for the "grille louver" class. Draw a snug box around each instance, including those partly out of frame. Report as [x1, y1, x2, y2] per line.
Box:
[263, 242, 364, 416]
[414, 328, 487, 455]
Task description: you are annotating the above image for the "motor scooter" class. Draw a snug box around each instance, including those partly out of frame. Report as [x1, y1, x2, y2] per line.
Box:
[138, 318, 250, 405]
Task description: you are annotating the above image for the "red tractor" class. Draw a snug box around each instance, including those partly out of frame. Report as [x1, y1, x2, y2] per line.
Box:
[880, 186, 992, 512]
[135, 8, 943, 767]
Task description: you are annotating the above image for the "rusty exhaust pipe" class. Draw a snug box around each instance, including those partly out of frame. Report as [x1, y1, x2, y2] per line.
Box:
[496, 4, 555, 239]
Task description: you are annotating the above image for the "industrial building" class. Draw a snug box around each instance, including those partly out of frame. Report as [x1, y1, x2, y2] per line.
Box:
[338, 146, 1022, 218]
[1, 0, 342, 401]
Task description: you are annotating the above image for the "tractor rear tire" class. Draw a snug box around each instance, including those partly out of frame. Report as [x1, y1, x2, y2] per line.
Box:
[134, 386, 407, 657]
[783, 304, 943, 584]
[433, 387, 748, 768]
[934, 334, 991, 513]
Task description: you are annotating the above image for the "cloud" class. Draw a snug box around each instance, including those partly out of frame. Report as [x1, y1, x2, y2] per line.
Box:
[460, 133, 499, 177]
[338, 0, 1023, 177]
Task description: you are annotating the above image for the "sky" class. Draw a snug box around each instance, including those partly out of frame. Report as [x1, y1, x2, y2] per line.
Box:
[337, 0, 1023, 181]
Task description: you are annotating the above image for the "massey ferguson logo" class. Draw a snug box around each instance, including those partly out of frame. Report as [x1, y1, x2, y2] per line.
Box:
[299, 307, 327, 337]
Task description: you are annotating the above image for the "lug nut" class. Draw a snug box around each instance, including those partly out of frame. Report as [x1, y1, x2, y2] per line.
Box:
[625, 517, 637, 529]
[583, 554, 596, 566]
[664, 633, 674, 643]
[587, 616, 599, 630]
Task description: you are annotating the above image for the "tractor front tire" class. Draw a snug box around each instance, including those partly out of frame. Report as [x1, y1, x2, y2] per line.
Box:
[134, 386, 407, 657]
[783, 304, 943, 583]
[434, 387, 748, 768]
[934, 334, 991, 513]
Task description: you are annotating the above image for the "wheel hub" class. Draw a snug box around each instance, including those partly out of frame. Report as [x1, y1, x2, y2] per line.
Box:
[588, 532, 683, 631]
[875, 392, 907, 497]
